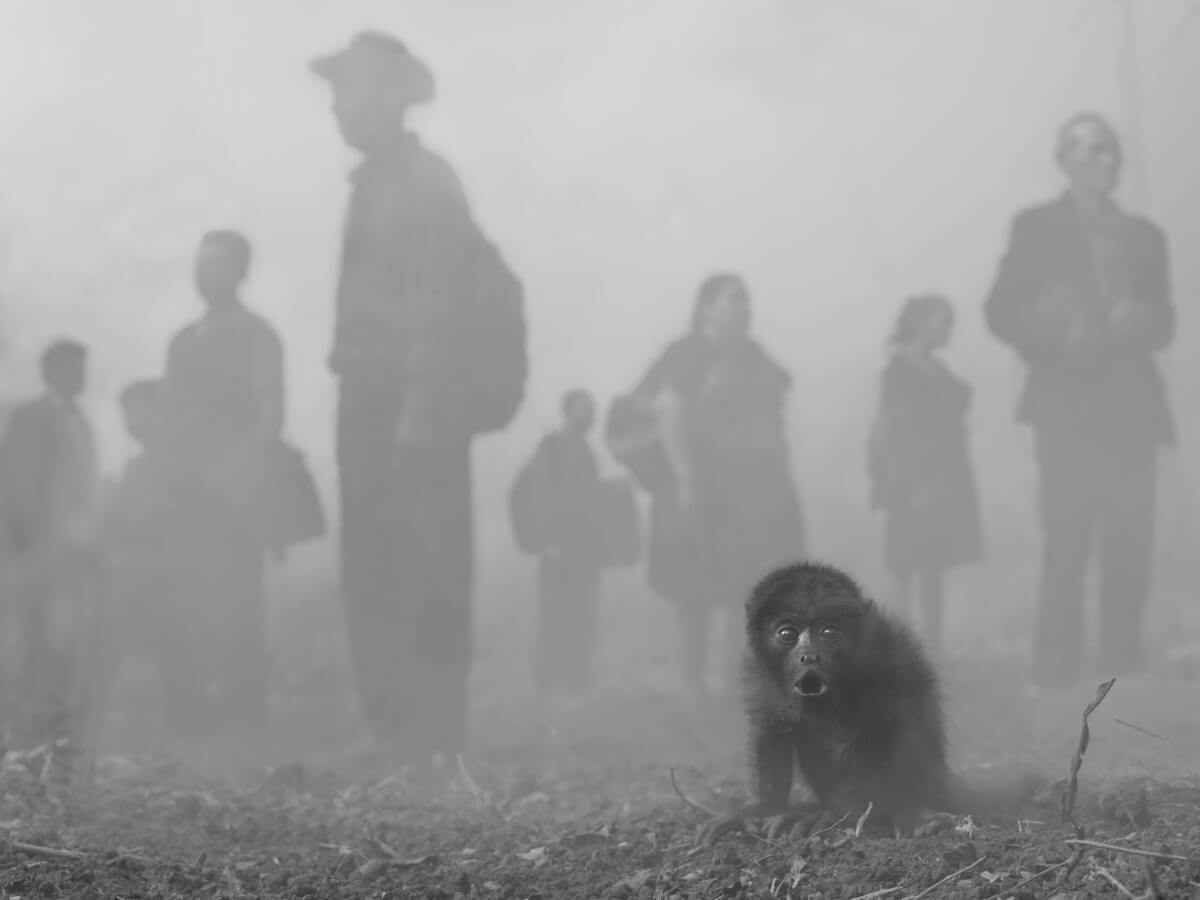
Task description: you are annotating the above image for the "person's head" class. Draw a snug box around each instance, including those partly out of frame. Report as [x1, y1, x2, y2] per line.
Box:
[1055, 112, 1122, 199]
[41, 338, 88, 399]
[195, 229, 251, 308]
[119, 378, 161, 447]
[692, 272, 751, 348]
[310, 31, 435, 155]
[890, 293, 954, 352]
[561, 388, 595, 435]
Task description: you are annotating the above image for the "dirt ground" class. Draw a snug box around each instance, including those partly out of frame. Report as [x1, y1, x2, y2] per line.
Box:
[2, 565, 1199, 899]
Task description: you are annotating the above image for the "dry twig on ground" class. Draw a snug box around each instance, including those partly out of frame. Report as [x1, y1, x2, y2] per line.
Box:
[854, 801, 873, 837]
[903, 856, 985, 900]
[1006, 858, 1071, 894]
[455, 752, 486, 805]
[1094, 863, 1139, 899]
[1064, 838, 1190, 863]
[1061, 678, 1116, 828]
[1114, 718, 1167, 742]
[7, 840, 88, 861]
[667, 767, 716, 817]
[848, 887, 902, 900]
[808, 811, 850, 842]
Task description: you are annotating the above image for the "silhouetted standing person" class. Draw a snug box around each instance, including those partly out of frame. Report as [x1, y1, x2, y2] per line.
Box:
[629, 274, 805, 698]
[90, 379, 178, 737]
[984, 114, 1174, 690]
[514, 390, 604, 698]
[159, 230, 285, 731]
[106, 380, 171, 560]
[0, 339, 100, 735]
[868, 294, 982, 654]
[311, 32, 527, 764]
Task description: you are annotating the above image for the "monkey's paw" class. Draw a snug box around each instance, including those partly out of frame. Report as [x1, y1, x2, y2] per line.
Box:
[694, 812, 748, 847]
[696, 804, 825, 847]
[763, 810, 815, 841]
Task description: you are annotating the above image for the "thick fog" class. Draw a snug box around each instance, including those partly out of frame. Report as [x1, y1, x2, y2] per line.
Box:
[1, 0, 1197, 675]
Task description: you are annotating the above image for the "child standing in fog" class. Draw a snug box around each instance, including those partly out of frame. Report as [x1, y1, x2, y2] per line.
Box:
[868, 294, 983, 654]
[512, 390, 605, 698]
[87, 381, 177, 736]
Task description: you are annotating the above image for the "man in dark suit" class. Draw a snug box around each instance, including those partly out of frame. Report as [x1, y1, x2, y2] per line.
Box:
[984, 113, 1175, 690]
[310, 31, 527, 765]
[0, 339, 100, 733]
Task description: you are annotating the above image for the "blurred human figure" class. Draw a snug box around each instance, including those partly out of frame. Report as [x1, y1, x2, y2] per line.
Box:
[868, 294, 982, 655]
[159, 229, 285, 731]
[0, 339, 101, 737]
[984, 113, 1175, 690]
[511, 390, 605, 698]
[623, 274, 805, 698]
[310, 31, 527, 764]
[86, 379, 178, 739]
[106, 380, 172, 558]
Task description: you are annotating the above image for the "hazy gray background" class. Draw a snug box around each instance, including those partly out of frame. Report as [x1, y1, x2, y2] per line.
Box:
[1, 0, 1196, 690]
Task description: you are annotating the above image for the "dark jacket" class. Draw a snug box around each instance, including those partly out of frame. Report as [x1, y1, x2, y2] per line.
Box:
[161, 304, 284, 487]
[0, 393, 98, 552]
[330, 133, 527, 436]
[983, 193, 1174, 446]
[869, 352, 982, 572]
[640, 334, 805, 607]
[103, 451, 175, 557]
[529, 431, 602, 560]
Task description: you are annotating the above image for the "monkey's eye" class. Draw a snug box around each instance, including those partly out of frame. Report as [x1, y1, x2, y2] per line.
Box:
[818, 624, 843, 643]
[776, 626, 799, 646]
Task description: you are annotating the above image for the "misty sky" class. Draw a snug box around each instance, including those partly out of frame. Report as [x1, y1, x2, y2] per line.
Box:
[0, 0, 1196, 612]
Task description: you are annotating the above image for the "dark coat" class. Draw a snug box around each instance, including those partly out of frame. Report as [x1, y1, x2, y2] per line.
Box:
[641, 334, 806, 608]
[522, 431, 602, 561]
[161, 305, 284, 487]
[103, 451, 177, 558]
[869, 353, 983, 573]
[0, 393, 97, 553]
[330, 133, 527, 436]
[983, 193, 1175, 446]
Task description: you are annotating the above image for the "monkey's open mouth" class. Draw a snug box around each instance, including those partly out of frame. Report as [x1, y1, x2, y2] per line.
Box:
[794, 671, 828, 697]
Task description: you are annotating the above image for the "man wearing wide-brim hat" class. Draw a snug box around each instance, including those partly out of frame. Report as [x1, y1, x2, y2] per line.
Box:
[311, 30, 527, 767]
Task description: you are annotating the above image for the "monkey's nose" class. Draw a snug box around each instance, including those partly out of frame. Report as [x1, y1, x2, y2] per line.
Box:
[799, 652, 821, 665]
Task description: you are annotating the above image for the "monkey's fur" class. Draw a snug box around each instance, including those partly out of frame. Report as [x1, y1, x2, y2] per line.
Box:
[697, 561, 1040, 844]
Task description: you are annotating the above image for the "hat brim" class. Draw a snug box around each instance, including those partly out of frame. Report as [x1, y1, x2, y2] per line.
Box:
[309, 51, 345, 81]
[309, 45, 436, 107]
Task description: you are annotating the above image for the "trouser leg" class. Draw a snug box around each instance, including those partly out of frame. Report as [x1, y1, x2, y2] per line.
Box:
[336, 382, 410, 743]
[1032, 429, 1098, 689]
[1096, 442, 1157, 677]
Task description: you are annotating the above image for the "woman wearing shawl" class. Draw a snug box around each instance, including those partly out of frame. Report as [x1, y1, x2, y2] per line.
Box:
[634, 273, 806, 698]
